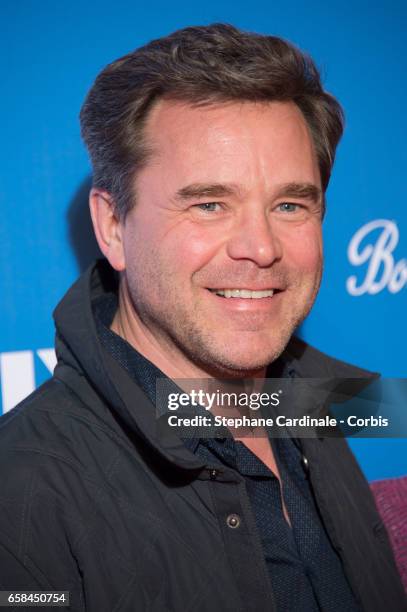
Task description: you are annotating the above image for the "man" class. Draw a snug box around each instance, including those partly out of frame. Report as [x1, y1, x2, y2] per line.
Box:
[0, 23, 405, 612]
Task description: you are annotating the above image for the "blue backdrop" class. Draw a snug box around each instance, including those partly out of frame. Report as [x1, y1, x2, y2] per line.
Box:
[1, 0, 406, 481]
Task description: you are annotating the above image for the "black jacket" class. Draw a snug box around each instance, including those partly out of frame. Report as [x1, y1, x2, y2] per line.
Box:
[0, 261, 405, 612]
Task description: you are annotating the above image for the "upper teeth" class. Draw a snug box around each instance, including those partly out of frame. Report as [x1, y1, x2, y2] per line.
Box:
[210, 289, 274, 299]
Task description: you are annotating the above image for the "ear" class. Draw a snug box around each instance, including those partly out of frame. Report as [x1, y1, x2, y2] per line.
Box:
[89, 188, 126, 271]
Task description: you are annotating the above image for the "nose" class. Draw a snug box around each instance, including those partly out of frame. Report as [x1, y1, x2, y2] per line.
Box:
[226, 208, 283, 267]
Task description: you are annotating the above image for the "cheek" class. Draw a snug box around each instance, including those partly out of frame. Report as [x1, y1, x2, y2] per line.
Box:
[283, 225, 322, 274]
[164, 223, 224, 271]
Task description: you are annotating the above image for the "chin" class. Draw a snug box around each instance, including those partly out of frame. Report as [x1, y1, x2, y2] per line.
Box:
[197, 338, 290, 378]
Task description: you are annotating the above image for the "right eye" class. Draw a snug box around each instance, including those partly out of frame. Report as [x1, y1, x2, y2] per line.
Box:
[193, 202, 222, 213]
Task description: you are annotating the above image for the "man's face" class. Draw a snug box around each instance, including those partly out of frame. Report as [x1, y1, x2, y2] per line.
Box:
[119, 99, 323, 376]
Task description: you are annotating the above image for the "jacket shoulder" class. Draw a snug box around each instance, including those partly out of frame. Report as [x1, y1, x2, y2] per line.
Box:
[0, 376, 128, 489]
[285, 336, 378, 378]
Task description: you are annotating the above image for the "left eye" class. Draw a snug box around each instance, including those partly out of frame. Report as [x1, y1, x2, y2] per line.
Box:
[194, 202, 221, 212]
[278, 202, 300, 212]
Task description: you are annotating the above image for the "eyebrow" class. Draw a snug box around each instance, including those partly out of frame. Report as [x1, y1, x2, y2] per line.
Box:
[175, 182, 242, 201]
[274, 182, 322, 204]
[174, 181, 322, 204]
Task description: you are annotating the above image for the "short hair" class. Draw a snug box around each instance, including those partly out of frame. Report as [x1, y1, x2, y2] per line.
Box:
[80, 23, 344, 219]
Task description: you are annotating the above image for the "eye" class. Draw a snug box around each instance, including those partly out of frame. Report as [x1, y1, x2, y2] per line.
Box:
[194, 202, 222, 213]
[277, 202, 301, 213]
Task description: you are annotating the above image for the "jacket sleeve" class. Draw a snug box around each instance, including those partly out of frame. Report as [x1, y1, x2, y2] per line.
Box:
[0, 451, 86, 611]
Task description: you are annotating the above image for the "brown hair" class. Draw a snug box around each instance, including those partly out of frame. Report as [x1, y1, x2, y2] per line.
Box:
[80, 23, 344, 218]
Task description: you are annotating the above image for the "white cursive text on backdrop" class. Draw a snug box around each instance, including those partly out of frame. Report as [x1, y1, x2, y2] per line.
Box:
[347, 219, 406, 296]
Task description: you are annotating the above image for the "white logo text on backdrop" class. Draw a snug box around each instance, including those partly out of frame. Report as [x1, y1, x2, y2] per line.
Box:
[0, 349, 56, 414]
[347, 219, 406, 296]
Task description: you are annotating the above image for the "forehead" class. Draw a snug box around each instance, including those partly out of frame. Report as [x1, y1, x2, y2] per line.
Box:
[140, 98, 320, 190]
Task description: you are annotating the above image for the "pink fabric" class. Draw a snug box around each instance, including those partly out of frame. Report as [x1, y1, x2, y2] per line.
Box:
[370, 476, 407, 593]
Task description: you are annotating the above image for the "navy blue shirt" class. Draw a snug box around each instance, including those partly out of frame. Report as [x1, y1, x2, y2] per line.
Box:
[94, 293, 359, 611]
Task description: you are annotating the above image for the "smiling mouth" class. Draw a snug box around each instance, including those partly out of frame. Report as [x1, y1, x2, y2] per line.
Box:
[208, 288, 277, 299]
